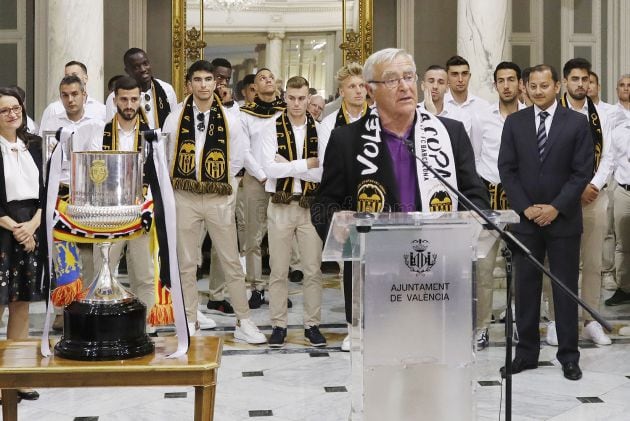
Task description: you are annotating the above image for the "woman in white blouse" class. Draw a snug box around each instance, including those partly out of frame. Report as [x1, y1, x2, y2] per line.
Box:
[0, 87, 43, 402]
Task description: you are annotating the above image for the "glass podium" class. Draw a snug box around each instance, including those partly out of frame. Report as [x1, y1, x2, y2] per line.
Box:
[322, 210, 519, 421]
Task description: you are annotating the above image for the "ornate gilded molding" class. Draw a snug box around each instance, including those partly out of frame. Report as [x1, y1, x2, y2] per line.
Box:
[341, 0, 373, 65]
[185, 27, 207, 61]
[172, 0, 186, 100]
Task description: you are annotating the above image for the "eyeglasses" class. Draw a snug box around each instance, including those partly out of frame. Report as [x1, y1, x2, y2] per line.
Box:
[0, 105, 22, 118]
[197, 112, 205, 132]
[144, 93, 151, 112]
[369, 73, 418, 89]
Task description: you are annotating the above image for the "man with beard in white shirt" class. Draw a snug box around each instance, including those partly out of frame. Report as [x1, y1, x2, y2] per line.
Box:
[470, 61, 526, 350]
[39, 61, 106, 134]
[557, 58, 613, 345]
[106, 48, 178, 129]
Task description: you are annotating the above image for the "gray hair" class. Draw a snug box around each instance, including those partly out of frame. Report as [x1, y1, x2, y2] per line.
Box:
[363, 48, 416, 83]
[618, 74, 630, 84]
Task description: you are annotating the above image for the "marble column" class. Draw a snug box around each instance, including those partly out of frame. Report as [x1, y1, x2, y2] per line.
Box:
[457, 0, 508, 101]
[46, 0, 104, 104]
[265, 32, 285, 79]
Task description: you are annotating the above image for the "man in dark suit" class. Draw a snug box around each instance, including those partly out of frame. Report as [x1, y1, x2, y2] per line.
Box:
[498, 64, 593, 380]
[312, 48, 489, 339]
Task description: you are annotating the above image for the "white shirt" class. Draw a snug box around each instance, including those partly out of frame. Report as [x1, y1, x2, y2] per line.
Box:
[106, 78, 178, 129]
[566, 99, 614, 189]
[611, 121, 630, 184]
[240, 110, 283, 181]
[471, 101, 527, 184]
[39, 96, 106, 136]
[0, 136, 39, 202]
[419, 100, 472, 137]
[444, 91, 489, 135]
[318, 105, 364, 146]
[261, 115, 327, 194]
[39, 113, 105, 184]
[27, 116, 38, 135]
[533, 100, 558, 137]
[163, 100, 248, 183]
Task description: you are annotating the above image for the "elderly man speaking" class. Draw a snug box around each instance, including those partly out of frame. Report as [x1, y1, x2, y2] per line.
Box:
[312, 48, 489, 345]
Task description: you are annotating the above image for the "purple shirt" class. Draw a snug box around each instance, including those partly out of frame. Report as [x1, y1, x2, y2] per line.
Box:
[382, 126, 417, 212]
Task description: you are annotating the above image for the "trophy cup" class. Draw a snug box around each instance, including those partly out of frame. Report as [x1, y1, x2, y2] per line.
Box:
[54, 147, 155, 360]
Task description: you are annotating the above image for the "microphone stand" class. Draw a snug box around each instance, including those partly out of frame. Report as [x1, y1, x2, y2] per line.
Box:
[403, 139, 611, 421]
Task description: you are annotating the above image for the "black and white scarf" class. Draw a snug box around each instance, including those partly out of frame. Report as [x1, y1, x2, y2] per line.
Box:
[240, 96, 286, 118]
[354, 105, 457, 213]
[560, 93, 603, 176]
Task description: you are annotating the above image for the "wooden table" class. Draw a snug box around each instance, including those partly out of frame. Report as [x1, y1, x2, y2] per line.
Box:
[0, 336, 222, 421]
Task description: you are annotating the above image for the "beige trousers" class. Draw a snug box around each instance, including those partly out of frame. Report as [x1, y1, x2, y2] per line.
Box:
[207, 177, 244, 301]
[175, 189, 250, 322]
[578, 191, 608, 320]
[614, 186, 630, 293]
[242, 173, 270, 289]
[602, 180, 616, 275]
[267, 201, 322, 328]
[475, 237, 501, 328]
[93, 234, 155, 309]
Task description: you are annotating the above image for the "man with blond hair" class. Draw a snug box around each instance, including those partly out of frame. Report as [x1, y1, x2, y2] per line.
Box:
[320, 62, 368, 137]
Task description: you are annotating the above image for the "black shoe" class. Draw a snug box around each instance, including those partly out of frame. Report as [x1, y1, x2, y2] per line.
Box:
[562, 362, 582, 380]
[17, 390, 39, 400]
[305, 325, 327, 347]
[500, 357, 538, 378]
[289, 269, 304, 283]
[206, 299, 235, 316]
[248, 290, 265, 309]
[604, 289, 630, 306]
[269, 326, 287, 348]
[287, 298, 293, 309]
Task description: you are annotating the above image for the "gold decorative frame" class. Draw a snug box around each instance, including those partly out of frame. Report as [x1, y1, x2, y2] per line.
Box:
[171, 0, 373, 99]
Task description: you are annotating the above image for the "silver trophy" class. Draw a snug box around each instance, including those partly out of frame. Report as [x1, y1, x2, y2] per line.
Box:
[66, 150, 144, 302]
[55, 135, 154, 361]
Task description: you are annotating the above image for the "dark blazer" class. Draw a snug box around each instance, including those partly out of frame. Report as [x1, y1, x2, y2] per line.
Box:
[0, 135, 43, 217]
[312, 113, 489, 241]
[498, 105, 593, 237]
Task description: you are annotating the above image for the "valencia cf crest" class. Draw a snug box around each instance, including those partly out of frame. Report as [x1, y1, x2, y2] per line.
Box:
[204, 149, 226, 180]
[357, 180, 385, 213]
[429, 190, 453, 212]
[178, 141, 196, 175]
[89, 160, 108, 185]
[404, 238, 437, 275]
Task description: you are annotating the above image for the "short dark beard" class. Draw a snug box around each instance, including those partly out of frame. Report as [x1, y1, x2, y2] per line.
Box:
[116, 105, 138, 121]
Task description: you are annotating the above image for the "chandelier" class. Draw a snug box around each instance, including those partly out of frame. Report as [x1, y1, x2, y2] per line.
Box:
[208, 0, 263, 12]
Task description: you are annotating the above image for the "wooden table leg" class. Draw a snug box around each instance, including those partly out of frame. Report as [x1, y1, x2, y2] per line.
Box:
[1, 389, 18, 421]
[194, 385, 215, 421]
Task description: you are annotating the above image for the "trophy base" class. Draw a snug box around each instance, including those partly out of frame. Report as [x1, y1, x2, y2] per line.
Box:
[55, 298, 155, 361]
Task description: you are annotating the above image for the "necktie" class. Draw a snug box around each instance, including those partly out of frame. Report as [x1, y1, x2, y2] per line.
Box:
[537, 111, 549, 160]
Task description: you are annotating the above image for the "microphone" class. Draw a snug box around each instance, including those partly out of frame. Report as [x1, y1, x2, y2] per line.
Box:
[141, 129, 159, 142]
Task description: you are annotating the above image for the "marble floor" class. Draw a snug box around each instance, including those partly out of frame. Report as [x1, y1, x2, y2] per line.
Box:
[2, 271, 630, 421]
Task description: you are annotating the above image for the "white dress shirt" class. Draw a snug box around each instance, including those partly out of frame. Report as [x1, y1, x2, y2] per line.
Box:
[240, 110, 283, 181]
[0, 136, 39, 202]
[39, 113, 105, 184]
[163, 100, 248, 183]
[106, 79, 178, 129]
[419, 100, 471, 137]
[39, 96, 106, 136]
[566, 99, 614, 189]
[318, 104, 364, 146]
[471, 101, 527, 184]
[611, 120, 630, 184]
[261, 115, 327, 194]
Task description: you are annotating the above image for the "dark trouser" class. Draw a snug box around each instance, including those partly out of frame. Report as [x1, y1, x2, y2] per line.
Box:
[512, 231, 580, 365]
[343, 261, 352, 324]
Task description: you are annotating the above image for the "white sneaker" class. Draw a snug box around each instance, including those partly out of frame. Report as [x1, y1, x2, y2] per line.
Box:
[146, 325, 156, 335]
[234, 318, 267, 344]
[187, 321, 199, 337]
[602, 272, 617, 291]
[583, 321, 612, 345]
[619, 326, 630, 336]
[197, 310, 217, 329]
[546, 321, 558, 346]
[341, 334, 350, 352]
